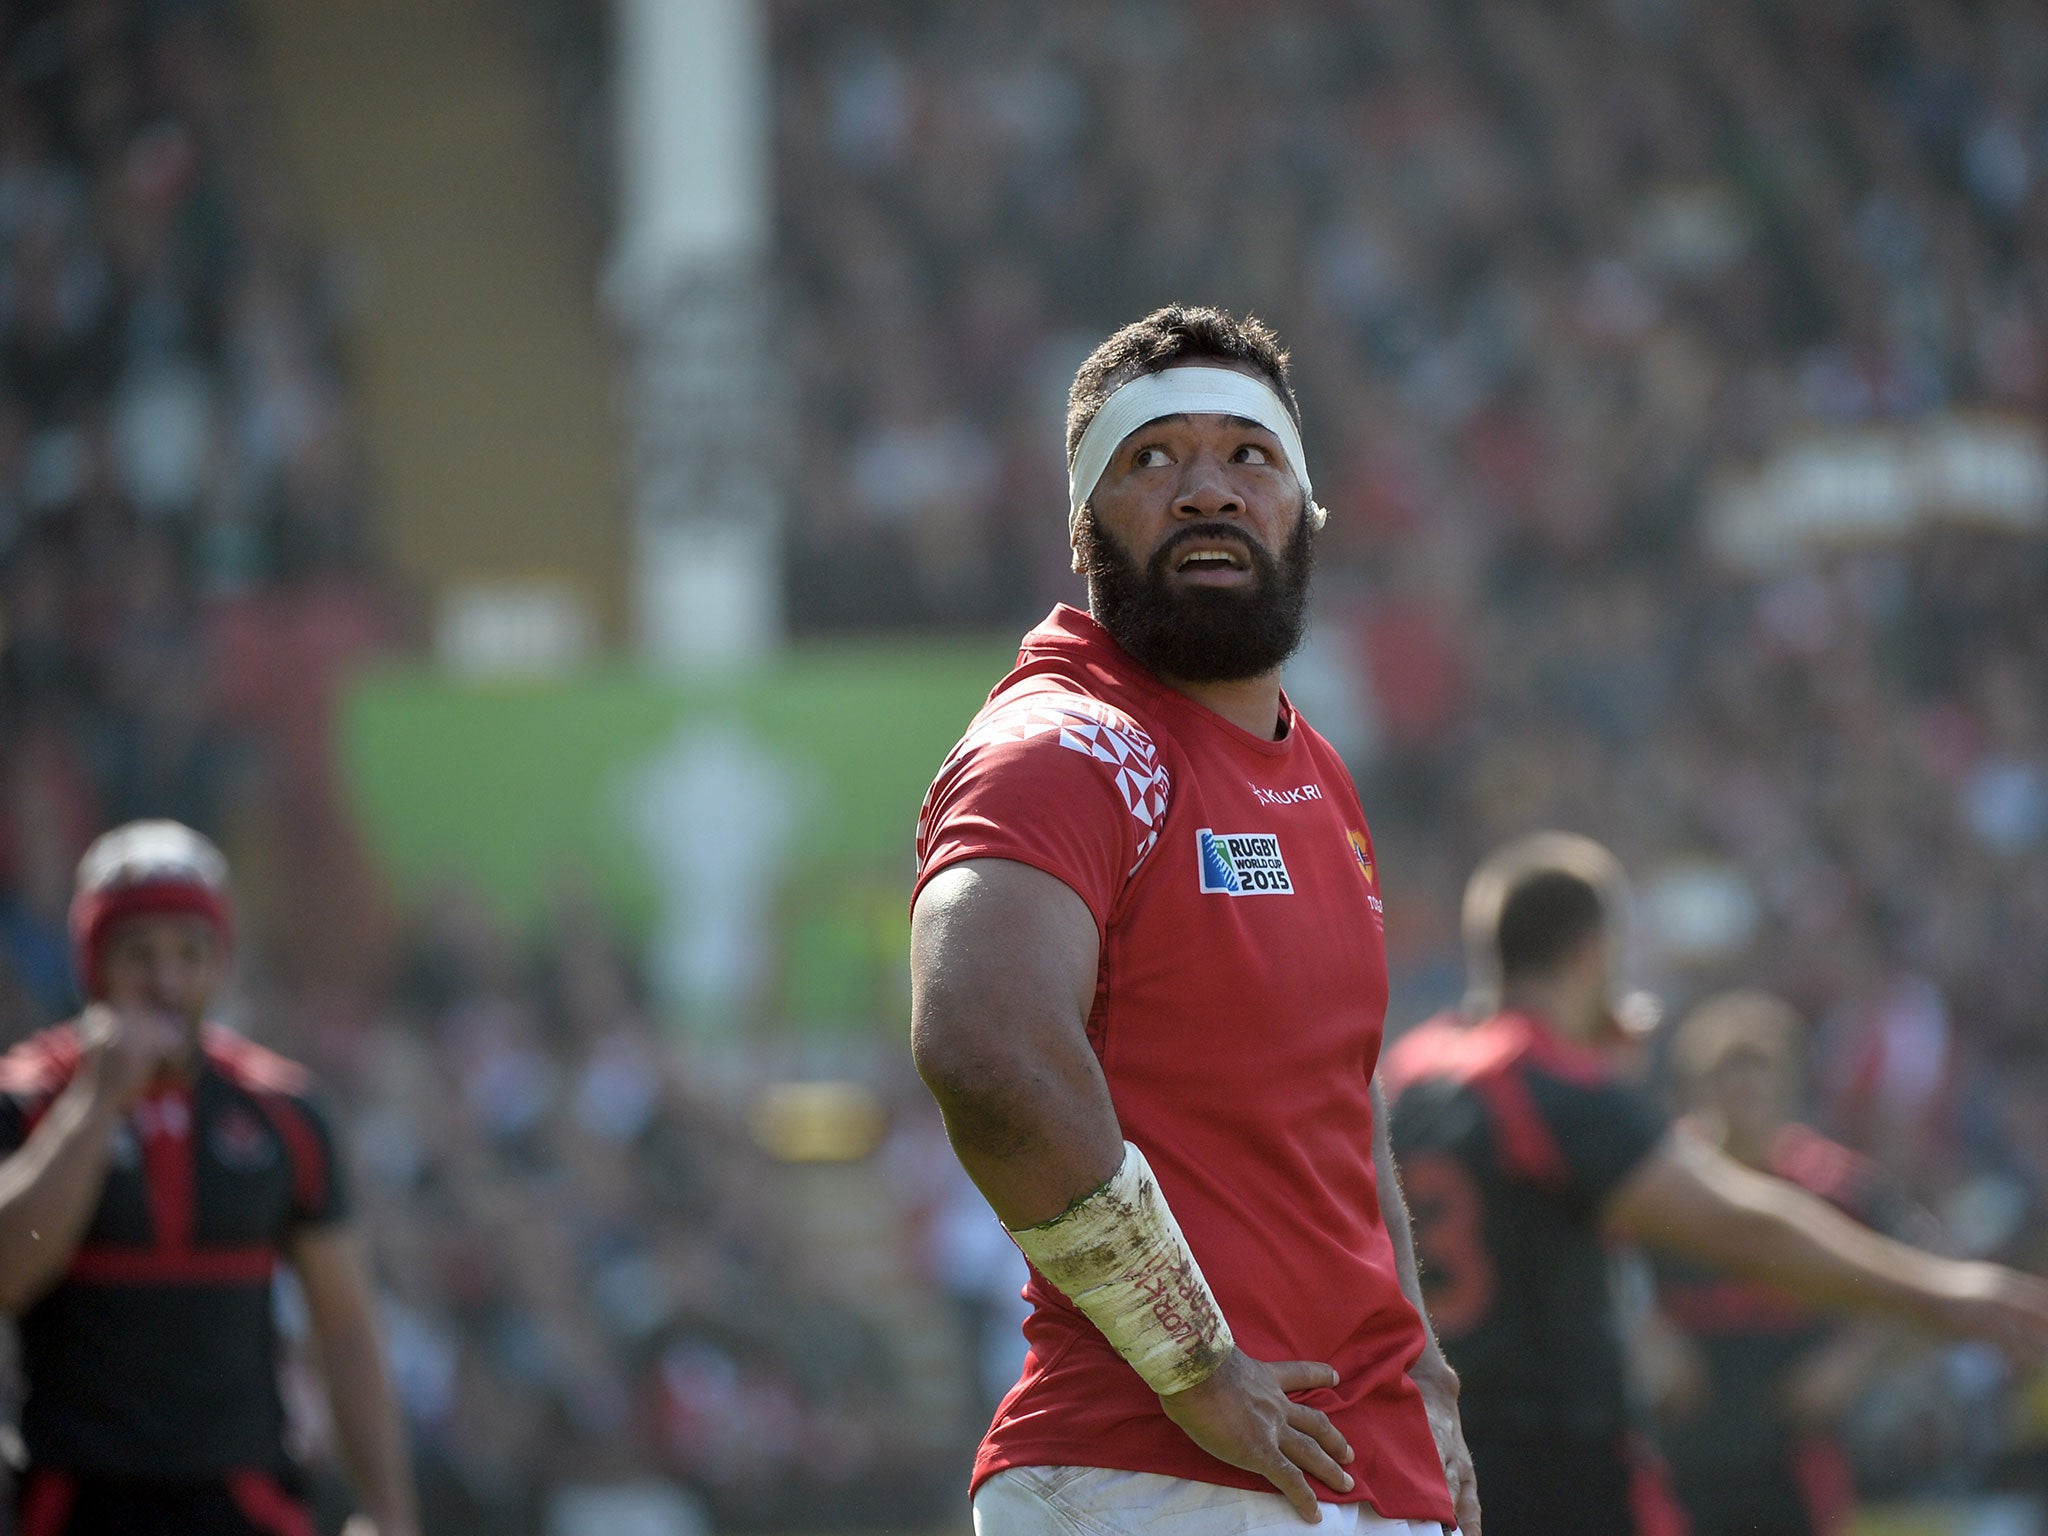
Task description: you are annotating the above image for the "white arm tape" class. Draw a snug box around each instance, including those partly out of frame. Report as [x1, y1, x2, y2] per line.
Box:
[1008, 1141, 1235, 1395]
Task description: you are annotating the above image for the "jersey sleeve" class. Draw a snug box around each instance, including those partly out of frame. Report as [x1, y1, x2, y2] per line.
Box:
[913, 694, 1172, 932]
[1526, 1067, 1671, 1212]
[274, 1091, 352, 1227]
[0, 1030, 78, 1157]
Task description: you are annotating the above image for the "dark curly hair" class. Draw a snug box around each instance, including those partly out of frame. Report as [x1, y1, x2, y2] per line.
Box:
[1064, 305, 1302, 472]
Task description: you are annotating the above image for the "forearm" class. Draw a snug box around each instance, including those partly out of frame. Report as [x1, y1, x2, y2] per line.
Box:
[0, 1080, 121, 1311]
[911, 862, 1122, 1229]
[317, 1317, 417, 1533]
[912, 861, 1246, 1403]
[1370, 1080, 1454, 1382]
[1680, 1171, 1962, 1324]
[924, 1046, 1126, 1229]
[1372, 1085, 1481, 1528]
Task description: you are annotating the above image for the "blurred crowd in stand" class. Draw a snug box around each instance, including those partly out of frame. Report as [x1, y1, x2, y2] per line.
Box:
[0, 0, 391, 1035]
[276, 882, 966, 1533]
[774, 0, 2048, 1505]
[0, 2, 970, 1531]
[5, 0, 2048, 1528]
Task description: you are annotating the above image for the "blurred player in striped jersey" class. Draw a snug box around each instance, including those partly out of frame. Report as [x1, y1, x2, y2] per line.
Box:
[1385, 832, 2048, 1536]
[0, 821, 416, 1536]
[1650, 991, 1933, 1536]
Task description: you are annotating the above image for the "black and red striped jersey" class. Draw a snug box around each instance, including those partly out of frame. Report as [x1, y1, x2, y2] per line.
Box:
[1383, 1010, 1671, 1445]
[0, 1021, 348, 1478]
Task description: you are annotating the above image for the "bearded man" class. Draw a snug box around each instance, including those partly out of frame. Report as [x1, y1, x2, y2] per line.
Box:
[910, 305, 1477, 1535]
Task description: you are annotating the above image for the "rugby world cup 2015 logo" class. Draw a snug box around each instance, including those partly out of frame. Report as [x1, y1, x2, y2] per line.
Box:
[1196, 830, 1294, 895]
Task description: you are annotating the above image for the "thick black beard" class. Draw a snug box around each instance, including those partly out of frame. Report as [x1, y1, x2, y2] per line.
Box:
[1077, 502, 1316, 684]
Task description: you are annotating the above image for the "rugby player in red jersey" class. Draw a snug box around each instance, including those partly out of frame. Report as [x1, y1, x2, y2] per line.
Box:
[0, 821, 417, 1536]
[913, 306, 1476, 1534]
[1384, 833, 2048, 1536]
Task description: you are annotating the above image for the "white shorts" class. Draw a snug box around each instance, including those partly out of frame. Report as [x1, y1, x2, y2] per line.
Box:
[973, 1464, 1455, 1536]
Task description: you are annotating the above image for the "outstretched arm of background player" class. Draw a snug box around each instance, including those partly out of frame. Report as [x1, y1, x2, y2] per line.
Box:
[912, 858, 1357, 1521]
[289, 1225, 420, 1536]
[1372, 1079, 1480, 1536]
[1606, 1123, 2048, 1356]
[0, 1005, 185, 1313]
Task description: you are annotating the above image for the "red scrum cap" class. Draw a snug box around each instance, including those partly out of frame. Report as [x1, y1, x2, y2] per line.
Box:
[69, 820, 234, 998]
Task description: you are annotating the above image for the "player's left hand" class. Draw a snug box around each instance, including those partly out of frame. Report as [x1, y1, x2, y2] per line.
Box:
[1412, 1353, 1480, 1536]
[341, 1517, 418, 1536]
[1159, 1349, 1355, 1521]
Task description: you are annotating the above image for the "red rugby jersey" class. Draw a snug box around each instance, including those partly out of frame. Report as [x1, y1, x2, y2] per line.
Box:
[914, 605, 1452, 1522]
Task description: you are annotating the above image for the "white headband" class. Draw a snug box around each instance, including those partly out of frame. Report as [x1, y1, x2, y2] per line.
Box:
[1067, 366, 1323, 535]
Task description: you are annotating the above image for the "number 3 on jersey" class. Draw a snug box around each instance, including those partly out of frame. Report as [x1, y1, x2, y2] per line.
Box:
[1402, 1152, 1497, 1338]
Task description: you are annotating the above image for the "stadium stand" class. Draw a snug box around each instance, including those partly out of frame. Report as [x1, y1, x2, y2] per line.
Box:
[771, 0, 2048, 1180]
[331, 880, 963, 1531]
[0, 4, 959, 1532]
[4, 0, 2048, 1529]
[770, 0, 2048, 1507]
[0, 0, 388, 1034]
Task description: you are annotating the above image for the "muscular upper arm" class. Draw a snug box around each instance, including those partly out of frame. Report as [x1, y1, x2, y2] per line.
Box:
[286, 1222, 379, 1339]
[1603, 1123, 1782, 1261]
[910, 858, 1122, 1227]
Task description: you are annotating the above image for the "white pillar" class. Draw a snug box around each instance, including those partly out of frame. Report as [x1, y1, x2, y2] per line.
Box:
[610, 0, 782, 669]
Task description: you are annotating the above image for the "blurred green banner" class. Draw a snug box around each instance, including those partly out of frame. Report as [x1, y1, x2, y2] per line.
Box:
[340, 640, 1015, 1034]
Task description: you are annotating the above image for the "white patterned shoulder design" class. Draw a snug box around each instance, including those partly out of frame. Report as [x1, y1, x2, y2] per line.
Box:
[928, 694, 1173, 877]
